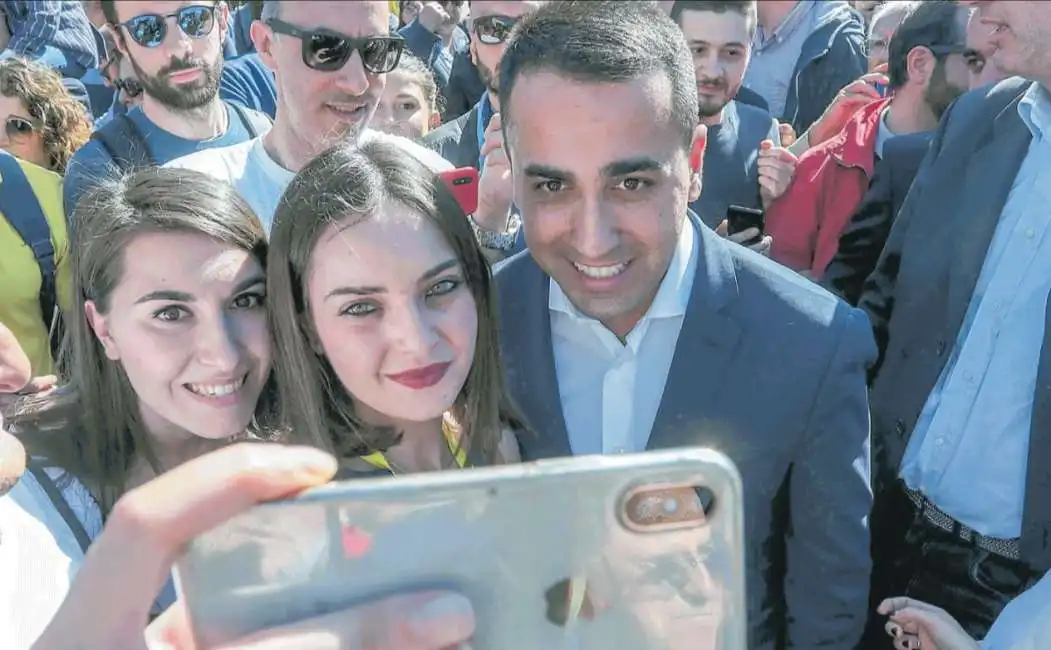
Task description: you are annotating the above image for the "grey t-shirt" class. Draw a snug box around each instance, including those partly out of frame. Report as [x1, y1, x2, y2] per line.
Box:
[691, 100, 781, 229]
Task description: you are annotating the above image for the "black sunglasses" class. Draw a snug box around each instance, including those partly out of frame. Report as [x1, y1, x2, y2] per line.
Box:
[4, 116, 36, 140]
[119, 4, 216, 49]
[928, 44, 970, 58]
[472, 14, 519, 46]
[115, 78, 144, 99]
[266, 18, 404, 74]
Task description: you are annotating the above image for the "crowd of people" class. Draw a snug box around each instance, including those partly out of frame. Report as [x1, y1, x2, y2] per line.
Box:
[0, 0, 1048, 648]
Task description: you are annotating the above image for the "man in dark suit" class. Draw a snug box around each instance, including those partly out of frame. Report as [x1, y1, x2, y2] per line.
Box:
[822, 130, 932, 306]
[494, 3, 876, 648]
[859, 0, 1051, 640]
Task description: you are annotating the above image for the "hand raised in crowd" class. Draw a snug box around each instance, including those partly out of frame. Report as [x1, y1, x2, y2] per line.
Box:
[0, 320, 53, 413]
[715, 219, 772, 257]
[31, 443, 477, 650]
[417, 1, 453, 36]
[476, 113, 515, 234]
[401, 0, 423, 24]
[808, 64, 890, 147]
[757, 139, 798, 209]
[878, 598, 981, 650]
[777, 123, 797, 148]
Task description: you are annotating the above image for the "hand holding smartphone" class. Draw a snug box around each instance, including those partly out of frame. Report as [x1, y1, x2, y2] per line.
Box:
[726, 205, 765, 246]
[175, 450, 746, 650]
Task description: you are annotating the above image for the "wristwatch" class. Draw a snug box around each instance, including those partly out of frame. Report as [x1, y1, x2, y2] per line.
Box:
[469, 211, 521, 253]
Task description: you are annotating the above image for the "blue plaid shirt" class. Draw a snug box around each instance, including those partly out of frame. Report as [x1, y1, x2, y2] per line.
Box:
[2, 0, 98, 70]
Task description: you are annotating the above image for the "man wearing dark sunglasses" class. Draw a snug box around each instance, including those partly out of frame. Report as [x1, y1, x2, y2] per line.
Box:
[166, 0, 450, 231]
[424, 0, 543, 262]
[63, 1, 272, 219]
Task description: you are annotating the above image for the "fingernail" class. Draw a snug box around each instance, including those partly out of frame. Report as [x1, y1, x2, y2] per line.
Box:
[408, 593, 475, 642]
[890, 624, 902, 638]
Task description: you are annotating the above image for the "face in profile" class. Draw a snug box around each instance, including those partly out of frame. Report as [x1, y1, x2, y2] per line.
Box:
[86, 231, 271, 442]
[506, 71, 699, 339]
[305, 204, 478, 427]
[677, 8, 751, 120]
[972, 0, 1051, 80]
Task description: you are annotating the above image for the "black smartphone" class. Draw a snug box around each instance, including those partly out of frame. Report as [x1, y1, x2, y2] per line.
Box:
[726, 205, 765, 245]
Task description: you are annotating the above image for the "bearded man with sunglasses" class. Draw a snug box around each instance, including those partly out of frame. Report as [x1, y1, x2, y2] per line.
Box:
[165, 0, 449, 232]
[63, 1, 271, 220]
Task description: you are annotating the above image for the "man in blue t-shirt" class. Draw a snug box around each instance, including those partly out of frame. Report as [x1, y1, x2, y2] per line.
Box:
[64, 0, 269, 219]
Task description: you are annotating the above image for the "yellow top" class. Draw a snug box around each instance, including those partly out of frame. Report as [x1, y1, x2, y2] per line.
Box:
[360, 418, 468, 471]
[0, 160, 70, 376]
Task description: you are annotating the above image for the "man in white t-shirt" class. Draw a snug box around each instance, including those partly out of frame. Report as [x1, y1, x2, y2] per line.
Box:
[166, 0, 453, 231]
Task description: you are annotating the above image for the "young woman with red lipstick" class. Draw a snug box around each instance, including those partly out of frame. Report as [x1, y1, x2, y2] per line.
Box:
[267, 138, 525, 474]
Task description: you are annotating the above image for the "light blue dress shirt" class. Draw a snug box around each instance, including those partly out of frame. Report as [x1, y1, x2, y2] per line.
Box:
[982, 568, 1051, 649]
[744, 0, 816, 119]
[900, 83, 1051, 539]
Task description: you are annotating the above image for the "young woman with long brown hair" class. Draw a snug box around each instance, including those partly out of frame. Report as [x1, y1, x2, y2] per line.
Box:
[267, 138, 525, 474]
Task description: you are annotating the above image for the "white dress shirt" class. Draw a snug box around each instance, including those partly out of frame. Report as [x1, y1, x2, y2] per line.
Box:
[549, 218, 698, 456]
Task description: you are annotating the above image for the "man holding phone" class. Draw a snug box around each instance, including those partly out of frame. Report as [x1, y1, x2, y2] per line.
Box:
[763, 0, 970, 279]
[669, 0, 797, 255]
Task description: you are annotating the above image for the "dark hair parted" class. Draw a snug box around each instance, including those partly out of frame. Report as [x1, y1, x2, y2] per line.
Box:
[498, 0, 698, 150]
[12, 167, 273, 515]
[887, 0, 968, 89]
[670, 0, 757, 32]
[267, 138, 527, 465]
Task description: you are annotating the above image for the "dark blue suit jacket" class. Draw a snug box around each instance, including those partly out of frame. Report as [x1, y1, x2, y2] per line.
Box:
[495, 218, 876, 649]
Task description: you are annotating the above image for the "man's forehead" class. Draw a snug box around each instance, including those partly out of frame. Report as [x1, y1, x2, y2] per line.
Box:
[282, 0, 388, 34]
[117, 0, 215, 20]
[471, 0, 545, 18]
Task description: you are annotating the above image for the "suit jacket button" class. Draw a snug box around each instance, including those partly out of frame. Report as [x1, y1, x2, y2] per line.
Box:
[895, 419, 906, 437]
[936, 340, 947, 356]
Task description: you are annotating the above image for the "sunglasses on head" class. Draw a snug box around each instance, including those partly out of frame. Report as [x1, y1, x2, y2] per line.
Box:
[473, 14, 519, 46]
[115, 78, 144, 99]
[119, 4, 216, 49]
[266, 19, 404, 74]
[4, 116, 36, 140]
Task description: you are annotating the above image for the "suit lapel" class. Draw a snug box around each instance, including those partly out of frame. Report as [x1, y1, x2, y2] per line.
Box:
[501, 257, 573, 460]
[946, 99, 1032, 334]
[1021, 293, 1051, 569]
[648, 221, 744, 450]
[457, 106, 482, 169]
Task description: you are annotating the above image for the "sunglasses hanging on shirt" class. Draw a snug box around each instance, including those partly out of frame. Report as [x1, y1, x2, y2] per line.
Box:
[118, 4, 217, 49]
[266, 18, 405, 74]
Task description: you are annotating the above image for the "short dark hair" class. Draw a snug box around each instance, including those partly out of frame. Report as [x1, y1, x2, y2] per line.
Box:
[887, 0, 967, 89]
[100, 0, 117, 24]
[498, 0, 698, 149]
[101, 0, 225, 25]
[669, 0, 757, 34]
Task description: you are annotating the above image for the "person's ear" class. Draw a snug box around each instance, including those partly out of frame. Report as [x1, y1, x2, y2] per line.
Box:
[85, 301, 120, 360]
[688, 124, 708, 202]
[429, 111, 441, 130]
[251, 20, 278, 72]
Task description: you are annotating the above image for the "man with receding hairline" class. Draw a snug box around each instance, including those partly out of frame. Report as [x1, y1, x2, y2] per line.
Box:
[493, 2, 875, 647]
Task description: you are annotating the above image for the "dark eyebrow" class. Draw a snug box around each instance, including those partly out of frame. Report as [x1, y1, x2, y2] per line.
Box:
[602, 157, 665, 177]
[324, 259, 461, 301]
[134, 274, 266, 305]
[523, 163, 574, 181]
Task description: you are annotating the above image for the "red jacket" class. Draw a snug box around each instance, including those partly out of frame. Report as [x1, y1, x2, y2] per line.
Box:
[767, 97, 892, 277]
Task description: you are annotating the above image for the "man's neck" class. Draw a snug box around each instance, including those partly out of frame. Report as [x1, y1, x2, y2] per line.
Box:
[486, 90, 500, 113]
[141, 96, 228, 140]
[262, 119, 339, 174]
[885, 90, 938, 135]
[757, 0, 799, 33]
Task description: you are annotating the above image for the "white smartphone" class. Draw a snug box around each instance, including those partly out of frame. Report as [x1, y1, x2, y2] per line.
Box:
[175, 449, 746, 650]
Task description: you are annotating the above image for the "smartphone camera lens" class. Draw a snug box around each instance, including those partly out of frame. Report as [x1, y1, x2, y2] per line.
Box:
[621, 483, 714, 532]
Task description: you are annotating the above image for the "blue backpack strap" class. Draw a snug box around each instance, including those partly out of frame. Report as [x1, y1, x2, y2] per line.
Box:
[27, 462, 93, 554]
[0, 151, 57, 333]
[90, 113, 155, 173]
[228, 100, 271, 138]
